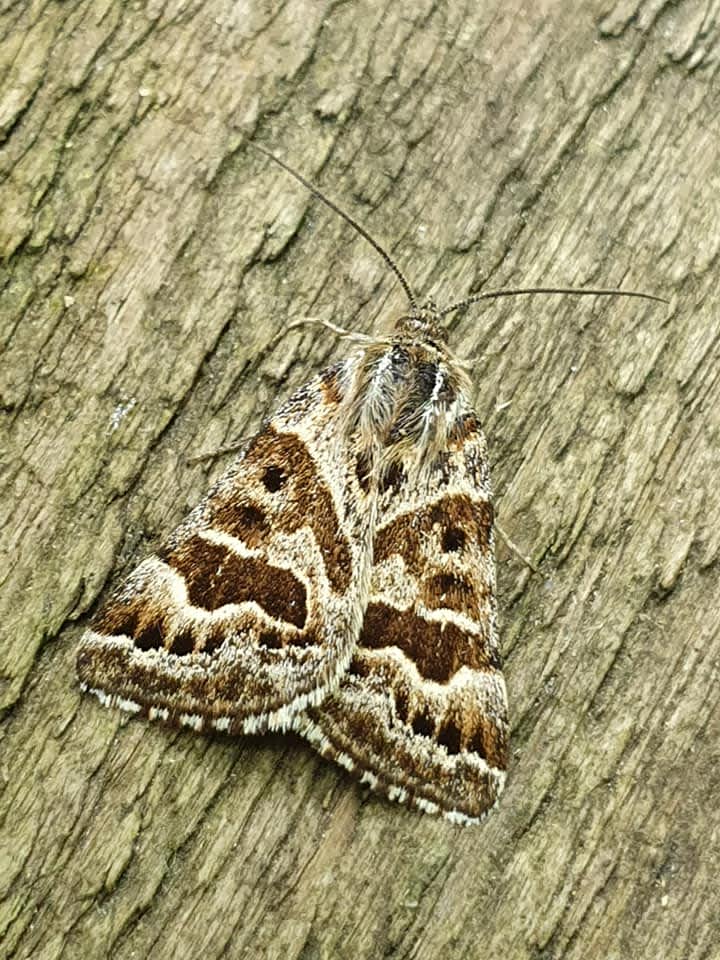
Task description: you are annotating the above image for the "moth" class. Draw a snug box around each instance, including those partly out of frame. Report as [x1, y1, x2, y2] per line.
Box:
[77, 146, 664, 823]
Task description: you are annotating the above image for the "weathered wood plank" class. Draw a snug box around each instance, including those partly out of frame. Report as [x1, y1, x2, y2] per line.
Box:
[1, 1, 718, 958]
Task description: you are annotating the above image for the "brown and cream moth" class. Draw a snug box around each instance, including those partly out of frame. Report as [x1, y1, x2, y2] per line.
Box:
[77, 146, 665, 823]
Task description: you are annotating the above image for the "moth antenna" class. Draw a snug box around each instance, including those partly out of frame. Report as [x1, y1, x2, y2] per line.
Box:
[440, 286, 668, 318]
[253, 143, 418, 313]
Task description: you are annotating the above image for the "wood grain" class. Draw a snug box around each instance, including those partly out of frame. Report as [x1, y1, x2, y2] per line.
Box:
[1, 1, 718, 958]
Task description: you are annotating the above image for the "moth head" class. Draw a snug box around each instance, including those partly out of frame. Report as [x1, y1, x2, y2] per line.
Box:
[394, 300, 449, 346]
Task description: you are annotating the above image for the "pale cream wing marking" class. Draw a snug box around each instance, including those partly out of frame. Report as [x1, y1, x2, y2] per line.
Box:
[297, 422, 508, 822]
[77, 359, 374, 734]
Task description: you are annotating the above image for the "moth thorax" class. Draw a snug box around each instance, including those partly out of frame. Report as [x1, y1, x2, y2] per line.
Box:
[342, 344, 465, 484]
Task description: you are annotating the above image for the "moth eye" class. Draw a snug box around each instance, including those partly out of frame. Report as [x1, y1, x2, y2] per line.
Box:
[261, 465, 286, 492]
[442, 526, 465, 552]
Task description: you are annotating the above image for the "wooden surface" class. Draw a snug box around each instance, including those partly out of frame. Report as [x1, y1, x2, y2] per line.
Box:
[1, 1, 718, 958]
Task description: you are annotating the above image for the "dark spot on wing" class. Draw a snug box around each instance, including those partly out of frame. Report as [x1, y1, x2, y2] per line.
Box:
[261, 465, 286, 492]
[423, 572, 479, 619]
[466, 717, 508, 769]
[442, 526, 466, 552]
[168, 627, 195, 656]
[207, 428, 352, 593]
[258, 630, 282, 649]
[411, 707, 435, 738]
[437, 720, 462, 755]
[136, 621, 164, 651]
[379, 461, 406, 495]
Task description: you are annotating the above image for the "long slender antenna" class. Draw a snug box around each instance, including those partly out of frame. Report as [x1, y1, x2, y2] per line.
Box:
[440, 286, 669, 317]
[254, 144, 667, 319]
[253, 143, 418, 312]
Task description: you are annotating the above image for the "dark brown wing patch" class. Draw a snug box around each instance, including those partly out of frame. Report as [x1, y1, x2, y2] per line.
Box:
[359, 602, 495, 682]
[162, 535, 307, 626]
[207, 428, 352, 594]
[77, 361, 373, 734]
[296, 427, 507, 823]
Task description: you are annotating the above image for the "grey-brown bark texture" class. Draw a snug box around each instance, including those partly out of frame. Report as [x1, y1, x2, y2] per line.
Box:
[1, 1, 718, 958]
